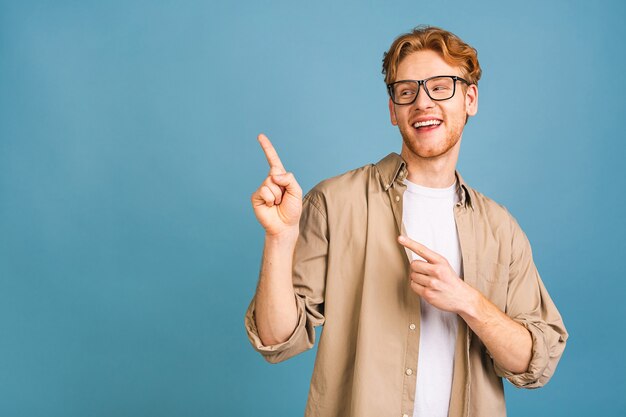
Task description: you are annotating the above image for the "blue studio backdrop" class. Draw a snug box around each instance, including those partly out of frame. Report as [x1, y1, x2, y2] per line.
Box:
[1, 1, 625, 416]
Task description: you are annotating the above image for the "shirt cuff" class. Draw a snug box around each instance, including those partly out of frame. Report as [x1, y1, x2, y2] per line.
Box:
[244, 294, 315, 364]
[492, 317, 550, 388]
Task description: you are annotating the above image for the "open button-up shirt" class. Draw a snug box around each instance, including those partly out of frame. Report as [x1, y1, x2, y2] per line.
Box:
[245, 152, 568, 417]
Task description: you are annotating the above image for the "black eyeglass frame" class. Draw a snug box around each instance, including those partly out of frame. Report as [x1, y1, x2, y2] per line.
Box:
[387, 75, 470, 105]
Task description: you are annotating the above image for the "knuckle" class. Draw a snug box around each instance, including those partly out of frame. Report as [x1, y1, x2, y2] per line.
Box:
[268, 184, 281, 195]
[261, 186, 272, 199]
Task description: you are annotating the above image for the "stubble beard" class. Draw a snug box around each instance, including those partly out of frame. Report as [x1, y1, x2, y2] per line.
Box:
[398, 119, 464, 160]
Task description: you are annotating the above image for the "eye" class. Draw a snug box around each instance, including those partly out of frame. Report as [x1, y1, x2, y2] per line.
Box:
[393, 83, 417, 97]
[431, 83, 451, 92]
[427, 77, 454, 94]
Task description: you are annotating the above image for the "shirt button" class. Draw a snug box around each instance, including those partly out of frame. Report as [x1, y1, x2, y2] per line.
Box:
[409, 323, 416, 330]
[405, 368, 413, 376]
[395, 195, 400, 202]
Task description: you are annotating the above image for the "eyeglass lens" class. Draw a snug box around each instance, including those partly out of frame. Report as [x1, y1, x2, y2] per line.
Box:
[391, 77, 456, 104]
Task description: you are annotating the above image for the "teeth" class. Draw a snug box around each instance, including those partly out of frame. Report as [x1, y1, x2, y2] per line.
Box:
[413, 119, 441, 128]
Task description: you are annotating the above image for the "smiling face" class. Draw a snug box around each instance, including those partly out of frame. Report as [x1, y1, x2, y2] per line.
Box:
[389, 49, 478, 161]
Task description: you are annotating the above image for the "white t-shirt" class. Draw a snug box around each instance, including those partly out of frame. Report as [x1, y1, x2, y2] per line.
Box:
[402, 178, 463, 417]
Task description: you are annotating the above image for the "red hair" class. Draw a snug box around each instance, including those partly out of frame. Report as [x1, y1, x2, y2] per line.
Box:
[382, 26, 482, 85]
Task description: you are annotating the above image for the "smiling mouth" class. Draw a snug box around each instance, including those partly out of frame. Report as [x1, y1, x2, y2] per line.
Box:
[413, 119, 442, 130]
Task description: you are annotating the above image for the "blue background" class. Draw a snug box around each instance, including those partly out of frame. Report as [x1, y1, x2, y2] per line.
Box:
[1, 0, 624, 416]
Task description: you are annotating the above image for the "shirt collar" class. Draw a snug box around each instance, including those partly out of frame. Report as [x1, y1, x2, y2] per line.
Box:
[374, 152, 473, 209]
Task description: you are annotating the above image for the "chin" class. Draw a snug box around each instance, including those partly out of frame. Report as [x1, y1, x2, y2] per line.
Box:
[401, 134, 458, 160]
[398, 121, 463, 159]
[406, 147, 447, 159]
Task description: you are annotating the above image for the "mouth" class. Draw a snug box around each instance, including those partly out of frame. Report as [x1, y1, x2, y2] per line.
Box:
[413, 119, 442, 132]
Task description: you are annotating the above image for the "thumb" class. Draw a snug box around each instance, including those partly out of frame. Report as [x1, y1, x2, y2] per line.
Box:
[272, 173, 302, 196]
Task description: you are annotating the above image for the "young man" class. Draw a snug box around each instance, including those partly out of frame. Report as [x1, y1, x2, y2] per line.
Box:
[245, 26, 568, 417]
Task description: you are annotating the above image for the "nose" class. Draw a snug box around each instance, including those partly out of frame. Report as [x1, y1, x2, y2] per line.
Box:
[414, 81, 435, 110]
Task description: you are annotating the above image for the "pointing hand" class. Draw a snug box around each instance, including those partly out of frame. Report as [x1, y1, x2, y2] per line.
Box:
[398, 235, 474, 313]
[251, 134, 303, 237]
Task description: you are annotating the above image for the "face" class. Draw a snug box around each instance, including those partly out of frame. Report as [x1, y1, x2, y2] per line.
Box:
[388, 49, 478, 160]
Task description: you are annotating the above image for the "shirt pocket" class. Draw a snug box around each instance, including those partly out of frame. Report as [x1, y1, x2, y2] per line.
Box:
[476, 261, 509, 311]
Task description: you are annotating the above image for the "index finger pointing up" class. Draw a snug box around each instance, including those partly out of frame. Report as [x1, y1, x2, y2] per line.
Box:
[258, 133, 286, 175]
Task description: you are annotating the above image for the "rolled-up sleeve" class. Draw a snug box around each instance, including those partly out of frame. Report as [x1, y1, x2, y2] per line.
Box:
[494, 213, 568, 388]
[244, 191, 328, 364]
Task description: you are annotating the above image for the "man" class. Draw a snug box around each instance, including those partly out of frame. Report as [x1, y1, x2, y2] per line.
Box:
[245, 26, 568, 417]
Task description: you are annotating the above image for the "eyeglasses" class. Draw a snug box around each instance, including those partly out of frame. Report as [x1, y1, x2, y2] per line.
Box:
[387, 75, 470, 105]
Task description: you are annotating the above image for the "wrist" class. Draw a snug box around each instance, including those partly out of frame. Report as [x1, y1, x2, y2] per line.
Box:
[265, 227, 299, 246]
[458, 284, 482, 319]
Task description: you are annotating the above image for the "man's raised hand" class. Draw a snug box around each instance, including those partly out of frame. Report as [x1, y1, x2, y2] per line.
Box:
[251, 134, 303, 237]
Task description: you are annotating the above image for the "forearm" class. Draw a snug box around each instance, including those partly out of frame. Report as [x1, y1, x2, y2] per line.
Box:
[459, 287, 532, 374]
[397, 235, 534, 374]
[254, 229, 300, 346]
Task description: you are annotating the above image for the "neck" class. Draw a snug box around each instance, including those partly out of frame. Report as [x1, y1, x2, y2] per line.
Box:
[400, 141, 460, 188]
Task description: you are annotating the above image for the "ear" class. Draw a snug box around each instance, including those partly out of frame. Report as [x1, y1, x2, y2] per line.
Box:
[388, 98, 398, 126]
[465, 84, 478, 117]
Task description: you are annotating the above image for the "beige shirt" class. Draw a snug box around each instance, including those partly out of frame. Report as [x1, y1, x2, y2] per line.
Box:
[245, 153, 568, 417]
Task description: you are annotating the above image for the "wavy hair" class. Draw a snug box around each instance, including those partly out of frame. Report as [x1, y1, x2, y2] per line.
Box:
[382, 26, 482, 85]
